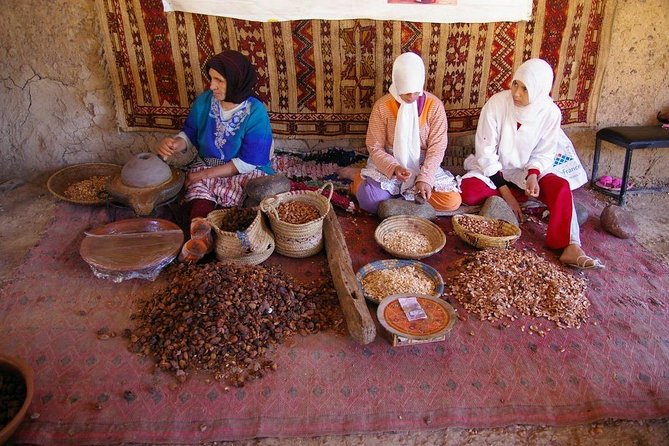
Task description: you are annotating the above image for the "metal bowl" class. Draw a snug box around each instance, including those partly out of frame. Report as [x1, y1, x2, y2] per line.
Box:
[356, 259, 444, 304]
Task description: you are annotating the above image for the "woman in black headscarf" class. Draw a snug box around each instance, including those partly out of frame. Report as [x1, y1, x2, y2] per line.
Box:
[155, 50, 274, 220]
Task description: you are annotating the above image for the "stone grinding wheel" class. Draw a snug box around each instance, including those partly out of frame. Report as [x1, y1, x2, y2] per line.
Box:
[105, 152, 185, 216]
[121, 152, 172, 187]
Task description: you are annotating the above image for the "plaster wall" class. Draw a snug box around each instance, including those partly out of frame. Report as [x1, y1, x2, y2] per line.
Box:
[0, 0, 667, 185]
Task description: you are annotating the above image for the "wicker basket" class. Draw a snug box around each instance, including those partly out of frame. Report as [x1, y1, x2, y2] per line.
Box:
[452, 213, 521, 249]
[260, 182, 333, 258]
[374, 215, 446, 260]
[47, 163, 121, 205]
[206, 208, 275, 265]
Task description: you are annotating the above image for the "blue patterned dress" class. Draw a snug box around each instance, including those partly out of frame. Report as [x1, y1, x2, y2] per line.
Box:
[182, 90, 274, 207]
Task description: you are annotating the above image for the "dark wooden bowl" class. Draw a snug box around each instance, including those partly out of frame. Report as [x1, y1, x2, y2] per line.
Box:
[0, 354, 34, 445]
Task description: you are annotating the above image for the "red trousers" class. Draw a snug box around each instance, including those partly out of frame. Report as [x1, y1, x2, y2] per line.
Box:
[460, 173, 576, 249]
[190, 198, 216, 220]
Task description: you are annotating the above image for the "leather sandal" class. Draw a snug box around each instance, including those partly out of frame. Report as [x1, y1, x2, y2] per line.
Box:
[565, 255, 605, 270]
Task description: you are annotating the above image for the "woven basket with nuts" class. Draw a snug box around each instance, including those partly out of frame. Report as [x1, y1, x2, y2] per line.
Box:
[451, 213, 521, 249]
[374, 215, 446, 260]
[260, 182, 333, 258]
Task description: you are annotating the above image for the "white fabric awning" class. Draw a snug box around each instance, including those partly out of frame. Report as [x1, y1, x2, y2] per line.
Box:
[161, 0, 532, 24]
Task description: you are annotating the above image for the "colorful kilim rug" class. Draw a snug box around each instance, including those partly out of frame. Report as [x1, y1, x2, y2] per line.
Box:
[274, 148, 366, 212]
[2, 187, 669, 444]
[95, 0, 615, 136]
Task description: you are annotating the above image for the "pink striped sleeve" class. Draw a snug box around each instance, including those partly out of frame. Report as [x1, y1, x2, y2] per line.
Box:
[365, 96, 400, 178]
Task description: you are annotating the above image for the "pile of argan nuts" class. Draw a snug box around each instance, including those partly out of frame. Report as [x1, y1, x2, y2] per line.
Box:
[457, 215, 510, 237]
[216, 208, 257, 232]
[382, 230, 432, 254]
[63, 175, 110, 202]
[127, 262, 342, 386]
[448, 248, 589, 329]
[276, 201, 321, 224]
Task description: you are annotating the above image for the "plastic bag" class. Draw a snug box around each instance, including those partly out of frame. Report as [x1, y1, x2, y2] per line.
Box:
[552, 130, 588, 190]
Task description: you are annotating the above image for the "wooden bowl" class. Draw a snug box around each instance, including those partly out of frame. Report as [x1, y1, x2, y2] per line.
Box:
[0, 354, 34, 445]
[374, 215, 446, 260]
[47, 163, 121, 205]
[377, 293, 457, 341]
[80, 218, 184, 277]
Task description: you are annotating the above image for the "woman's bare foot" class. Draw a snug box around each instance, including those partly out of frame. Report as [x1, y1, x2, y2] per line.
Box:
[559, 243, 605, 269]
[336, 166, 361, 180]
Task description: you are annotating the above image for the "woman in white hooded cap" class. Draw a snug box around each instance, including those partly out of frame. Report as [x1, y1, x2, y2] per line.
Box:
[460, 58, 603, 270]
[339, 52, 461, 214]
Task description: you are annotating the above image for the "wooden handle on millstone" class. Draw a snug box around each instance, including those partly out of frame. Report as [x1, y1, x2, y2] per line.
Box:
[323, 208, 376, 345]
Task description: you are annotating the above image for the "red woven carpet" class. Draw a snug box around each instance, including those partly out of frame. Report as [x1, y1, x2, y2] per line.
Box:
[96, 0, 612, 135]
[1, 188, 668, 444]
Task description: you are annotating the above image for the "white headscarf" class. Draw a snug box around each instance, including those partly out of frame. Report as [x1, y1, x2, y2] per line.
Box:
[388, 52, 425, 173]
[511, 58, 555, 125]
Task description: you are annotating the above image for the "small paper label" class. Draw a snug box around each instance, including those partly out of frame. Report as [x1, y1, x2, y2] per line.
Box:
[398, 297, 428, 321]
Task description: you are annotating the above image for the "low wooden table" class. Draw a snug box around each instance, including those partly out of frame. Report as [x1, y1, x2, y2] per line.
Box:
[590, 125, 669, 205]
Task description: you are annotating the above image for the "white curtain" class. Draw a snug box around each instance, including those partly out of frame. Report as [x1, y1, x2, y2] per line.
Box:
[162, 0, 532, 23]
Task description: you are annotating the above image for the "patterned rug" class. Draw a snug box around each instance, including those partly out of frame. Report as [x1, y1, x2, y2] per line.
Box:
[95, 0, 615, 136]
[2, 186, 668, 444]
[274, 148, 366, 213]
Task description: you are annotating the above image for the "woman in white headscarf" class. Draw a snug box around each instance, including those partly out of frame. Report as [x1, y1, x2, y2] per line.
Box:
[460, 58, 603, 269]
[339, 52, 461, 214]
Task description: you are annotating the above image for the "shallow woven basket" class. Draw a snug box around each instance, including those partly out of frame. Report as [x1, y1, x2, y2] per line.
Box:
[452, 213, 521, 249]
[206, 208, 275, 265]
[47, 163, 121, 205]
[260, 183, 333, 258]
[374, 215, 446, 260]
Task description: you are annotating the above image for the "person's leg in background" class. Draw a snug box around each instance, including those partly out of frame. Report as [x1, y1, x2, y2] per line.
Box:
[459, 177, 500, 205]
[428, 190, 462, 212]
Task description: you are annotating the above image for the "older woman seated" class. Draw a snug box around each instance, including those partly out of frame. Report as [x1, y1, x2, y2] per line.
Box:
[154, 50, 274, 262]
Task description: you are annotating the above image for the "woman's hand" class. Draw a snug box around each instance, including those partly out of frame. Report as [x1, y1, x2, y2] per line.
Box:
[185, 170, 207, 187]
[525, 173, 540, 198]
[155, 136, 186, 160]
[184, 163, 239, 188]
[394, 166, 412, 182]
[498, 185, 524, 222]
[414, 181, 432, 202]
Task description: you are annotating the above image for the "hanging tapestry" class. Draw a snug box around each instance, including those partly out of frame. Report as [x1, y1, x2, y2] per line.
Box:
[96, 0, 613, 137]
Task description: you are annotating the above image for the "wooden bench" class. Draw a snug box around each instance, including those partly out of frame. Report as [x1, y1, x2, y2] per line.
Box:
[590, 125, 669, 205]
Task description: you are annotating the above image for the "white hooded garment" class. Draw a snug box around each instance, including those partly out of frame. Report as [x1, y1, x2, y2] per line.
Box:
[388, 52, 425, 180]
[462, 58, 566, 189]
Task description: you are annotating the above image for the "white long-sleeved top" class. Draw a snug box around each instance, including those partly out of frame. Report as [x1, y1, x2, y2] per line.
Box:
[462, 90, 561, 189]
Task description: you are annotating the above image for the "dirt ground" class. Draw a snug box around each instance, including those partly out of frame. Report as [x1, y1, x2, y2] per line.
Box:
[1, 176, 668, 446]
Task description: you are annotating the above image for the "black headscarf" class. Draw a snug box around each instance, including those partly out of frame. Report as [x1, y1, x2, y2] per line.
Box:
[204, 50, 257, 104]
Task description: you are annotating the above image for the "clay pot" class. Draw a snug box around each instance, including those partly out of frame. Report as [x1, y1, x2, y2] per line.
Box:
[0, 354, 34, 445]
